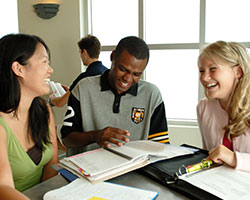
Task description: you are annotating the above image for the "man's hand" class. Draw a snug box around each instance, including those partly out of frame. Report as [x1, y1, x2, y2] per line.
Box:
[61, 84, 69, 92]
[208, 144, 236, 167]
[95, 127, 130, 147]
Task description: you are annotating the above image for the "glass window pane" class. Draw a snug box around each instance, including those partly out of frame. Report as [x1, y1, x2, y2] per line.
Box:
[0, 0, 18, 37]
[145, 50, 199, 120]
[206, 0, 250, 42]
[99, 51, 112, 69]
[91, 0, 138, 46]
[145, 0, 200, 44]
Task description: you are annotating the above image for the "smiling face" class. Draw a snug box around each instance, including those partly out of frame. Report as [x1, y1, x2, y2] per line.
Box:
[108, 50, 148, 94]
[199, 56, 241, 107]
[20, 42, 53, 97]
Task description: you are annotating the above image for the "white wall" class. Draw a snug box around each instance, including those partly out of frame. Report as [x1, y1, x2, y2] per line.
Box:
[169, 126, 202, 148]
[16, 0, 202, 148]
[0, 0, 19, 37]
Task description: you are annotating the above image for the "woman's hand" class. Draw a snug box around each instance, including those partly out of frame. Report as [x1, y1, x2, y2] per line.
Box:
[208, 144, 236, 167]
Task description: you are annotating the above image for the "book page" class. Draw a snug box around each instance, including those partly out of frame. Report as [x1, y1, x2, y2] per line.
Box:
[108, 141, 194, 163]
[180, 165, 250, 200]
[66, 141, 194, 177]
[107, 140, 165, 159]
[60, 158, 149, 183]
[44, 178, 158, 200]
[66, 148, 135, 176]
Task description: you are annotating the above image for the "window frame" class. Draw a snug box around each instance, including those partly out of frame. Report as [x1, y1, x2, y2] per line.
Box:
[82, 0, 250, 127]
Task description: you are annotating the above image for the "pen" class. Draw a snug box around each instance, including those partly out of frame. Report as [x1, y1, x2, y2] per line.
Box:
[186, 159, 214, 173]
[78, 167, 90, 177]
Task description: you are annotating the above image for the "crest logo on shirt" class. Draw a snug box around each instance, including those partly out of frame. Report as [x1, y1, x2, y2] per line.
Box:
[131, 107, 145, 124]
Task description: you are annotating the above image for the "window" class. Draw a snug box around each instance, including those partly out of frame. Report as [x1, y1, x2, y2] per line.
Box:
[146, 49, 199, 120]
[85, 0, 250, 124]
[145, 0, 199, 44]
[0, 0, 18, 37]
[90, 0, 138, 46]
[206, 0, 250, 43]
[144, 0, 200, 121]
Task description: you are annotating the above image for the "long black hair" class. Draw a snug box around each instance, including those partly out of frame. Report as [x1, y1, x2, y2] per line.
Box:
[0, 33, 51, 151]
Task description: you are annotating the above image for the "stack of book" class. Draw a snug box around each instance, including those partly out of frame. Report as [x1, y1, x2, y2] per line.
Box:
[59, 140, 194, 183]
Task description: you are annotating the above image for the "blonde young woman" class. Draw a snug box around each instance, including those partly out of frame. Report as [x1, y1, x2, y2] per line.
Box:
[0, 33, 58, 199]
[197, 41, 250, 172]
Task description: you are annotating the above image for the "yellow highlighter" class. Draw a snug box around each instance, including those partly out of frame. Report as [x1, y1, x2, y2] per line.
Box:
[186, 159, 214, 173]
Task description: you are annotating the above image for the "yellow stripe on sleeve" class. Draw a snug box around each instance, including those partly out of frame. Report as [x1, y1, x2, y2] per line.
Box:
[158, 139, 170, 143]
[148, 131, 168, 139]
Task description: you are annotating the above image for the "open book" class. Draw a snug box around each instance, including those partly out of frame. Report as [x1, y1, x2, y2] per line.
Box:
[59, 140, 194, 183]
[44, 178, 159, 200]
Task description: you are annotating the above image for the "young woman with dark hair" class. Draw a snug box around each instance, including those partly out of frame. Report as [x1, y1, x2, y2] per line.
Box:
[0, 33, 58, 198]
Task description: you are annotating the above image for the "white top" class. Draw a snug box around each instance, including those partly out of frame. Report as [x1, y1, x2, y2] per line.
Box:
[197, 98, 250, 172]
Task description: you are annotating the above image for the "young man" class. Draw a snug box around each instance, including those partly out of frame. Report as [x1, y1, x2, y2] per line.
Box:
[51, 34, 107, 107]
[61, 36, 169, 155]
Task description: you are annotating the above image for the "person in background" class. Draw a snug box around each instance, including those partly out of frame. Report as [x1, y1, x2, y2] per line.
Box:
[50, 35, 107, 151]
[50, 34, 107, 107]
[0, 33, 58, 199]
[61, 36, 169, 156]
[197, 40, 250, 172]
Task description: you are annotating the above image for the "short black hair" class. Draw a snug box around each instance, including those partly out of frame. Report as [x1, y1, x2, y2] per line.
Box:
[114, 36, 149, 64]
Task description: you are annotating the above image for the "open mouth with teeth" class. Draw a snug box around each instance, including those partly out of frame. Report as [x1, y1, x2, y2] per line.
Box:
[44, 78, 51, 85]
[207, 82, 217, 88]
[120, 81, 128, 87]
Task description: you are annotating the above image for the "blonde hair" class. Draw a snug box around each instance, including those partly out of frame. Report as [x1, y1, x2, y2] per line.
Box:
[198, 41, 250, 138]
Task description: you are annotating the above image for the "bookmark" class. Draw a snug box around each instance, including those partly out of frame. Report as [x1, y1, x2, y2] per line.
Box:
[78, 167, 90, 177]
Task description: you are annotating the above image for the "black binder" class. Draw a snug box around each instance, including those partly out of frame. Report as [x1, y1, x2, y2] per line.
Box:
[139, 144, 222, 200]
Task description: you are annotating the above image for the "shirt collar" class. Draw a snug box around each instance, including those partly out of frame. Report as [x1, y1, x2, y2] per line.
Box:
[100, 69, 138, 96]
[86, 61, 101, 71]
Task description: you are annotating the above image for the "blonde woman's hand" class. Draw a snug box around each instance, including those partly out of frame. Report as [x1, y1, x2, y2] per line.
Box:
[208, 144, 236, 167]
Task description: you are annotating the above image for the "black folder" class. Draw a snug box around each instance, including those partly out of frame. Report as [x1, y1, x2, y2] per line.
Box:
[139, 144, 222, 200]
